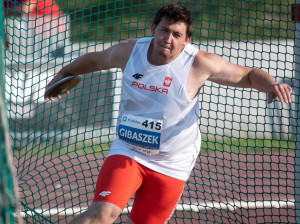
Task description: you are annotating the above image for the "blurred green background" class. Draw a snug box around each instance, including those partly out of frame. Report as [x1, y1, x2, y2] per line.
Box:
[57, 0, 294, 43]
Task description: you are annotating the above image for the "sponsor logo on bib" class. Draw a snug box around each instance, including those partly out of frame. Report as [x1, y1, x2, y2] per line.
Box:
[118, 114, 162, 155]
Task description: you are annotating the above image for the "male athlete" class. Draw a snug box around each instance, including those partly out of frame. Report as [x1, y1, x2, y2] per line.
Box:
[46, 3, 293, 224]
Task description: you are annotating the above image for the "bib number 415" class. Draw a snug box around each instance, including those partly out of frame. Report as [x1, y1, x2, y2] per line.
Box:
[142, 120, 162, 131]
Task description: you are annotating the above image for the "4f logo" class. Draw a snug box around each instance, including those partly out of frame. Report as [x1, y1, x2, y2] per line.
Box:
[133, 73, 144, 80]
[163, 77, 173, 87]
[99, 191, 111, 197]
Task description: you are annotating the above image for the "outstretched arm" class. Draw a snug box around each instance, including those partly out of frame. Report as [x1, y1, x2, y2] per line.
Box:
[243, 68, 292, 104]
[191, 51, 292, 104]
[46, 39, 136, 100]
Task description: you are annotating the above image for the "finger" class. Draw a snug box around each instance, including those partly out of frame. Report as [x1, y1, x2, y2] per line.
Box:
[282, 87, 290, 104]
[280, 84, 292, 104]
[267, 93, 276, 104]
[287, 86, 293, 103]
[275, 85, 284, 103]
[66, 91, 69, 95]
[57, 94, 61, 99]
[280, 85, 290, 104]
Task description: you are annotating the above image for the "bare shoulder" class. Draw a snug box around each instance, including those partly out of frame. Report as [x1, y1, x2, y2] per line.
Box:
[192, 50, 225, 72]
[114, 39, 137, 50]
[111, 39, 138, 58]
[187, 51, 219, 98]
[190, 49, 252, 87]
[109, 39, 138, 69]
[191, 50, 238, 81]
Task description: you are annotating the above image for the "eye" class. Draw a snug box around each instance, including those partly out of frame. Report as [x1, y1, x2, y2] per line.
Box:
[161, 28, 168, 32]
[173, 33, 181, 38]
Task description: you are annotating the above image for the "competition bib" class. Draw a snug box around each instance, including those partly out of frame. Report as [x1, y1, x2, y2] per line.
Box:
[118, 114, 162, 155]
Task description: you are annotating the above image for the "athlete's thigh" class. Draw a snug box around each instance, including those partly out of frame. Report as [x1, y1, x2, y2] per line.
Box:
[94, 155, 143, 210]
[129, 168, 185, 224]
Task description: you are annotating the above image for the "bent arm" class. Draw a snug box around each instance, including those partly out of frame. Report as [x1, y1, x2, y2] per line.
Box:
[194, 52, 292, 104]
[59, 39, 136, 76]
[47, 39, 136, 84]
[45, 39, 136, 100]
[236, 68, 292, 104]
[59, 51, 115, 76]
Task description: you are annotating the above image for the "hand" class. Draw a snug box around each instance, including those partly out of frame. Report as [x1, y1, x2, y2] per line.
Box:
[45, 91, 69, 102]
[45, 71, 71, 101]
[267, 83, 293, 104]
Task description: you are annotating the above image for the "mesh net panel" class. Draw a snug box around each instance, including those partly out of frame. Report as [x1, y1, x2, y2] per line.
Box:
[3, 0, 296, 223]
[0, 1, 20, 223]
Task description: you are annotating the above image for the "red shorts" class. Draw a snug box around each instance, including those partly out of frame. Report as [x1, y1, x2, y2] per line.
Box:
[94, 155, 185, 224]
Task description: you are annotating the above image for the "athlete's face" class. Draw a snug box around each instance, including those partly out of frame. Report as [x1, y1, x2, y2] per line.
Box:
[150, 17, 191, 64]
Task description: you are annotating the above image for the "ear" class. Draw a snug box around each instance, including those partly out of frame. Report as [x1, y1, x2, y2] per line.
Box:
[151, 23, 156, 35]
[183, 36, 191, 46]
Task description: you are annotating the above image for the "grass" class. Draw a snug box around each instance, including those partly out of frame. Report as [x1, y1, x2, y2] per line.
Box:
[14, 135, 295, 160]
[201, 136, 295, 154]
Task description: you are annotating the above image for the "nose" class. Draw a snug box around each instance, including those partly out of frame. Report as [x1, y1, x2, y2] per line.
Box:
[164, 32, 173, 43]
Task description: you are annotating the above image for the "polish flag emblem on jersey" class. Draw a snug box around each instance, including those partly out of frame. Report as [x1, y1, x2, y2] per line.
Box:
[163, 77, 173, 87]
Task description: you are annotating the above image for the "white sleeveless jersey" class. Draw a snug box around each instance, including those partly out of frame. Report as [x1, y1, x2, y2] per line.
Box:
[108, 37, 201, 181]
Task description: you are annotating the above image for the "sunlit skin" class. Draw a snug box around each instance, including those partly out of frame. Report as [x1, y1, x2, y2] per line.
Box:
[148, 17, 191, 66]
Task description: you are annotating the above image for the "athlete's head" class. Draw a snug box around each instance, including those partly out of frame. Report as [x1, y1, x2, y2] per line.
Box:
[153, 3, 193, 38]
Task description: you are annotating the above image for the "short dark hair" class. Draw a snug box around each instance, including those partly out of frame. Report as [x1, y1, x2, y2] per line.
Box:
[153, 3, 193, 38]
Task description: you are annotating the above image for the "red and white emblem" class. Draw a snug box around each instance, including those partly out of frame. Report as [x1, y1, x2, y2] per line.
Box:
[163, 77, 173, 87]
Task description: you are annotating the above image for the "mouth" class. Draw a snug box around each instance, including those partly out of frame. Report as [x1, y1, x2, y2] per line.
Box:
[160, 45, 171, 51]
[159, 43, 171, 49]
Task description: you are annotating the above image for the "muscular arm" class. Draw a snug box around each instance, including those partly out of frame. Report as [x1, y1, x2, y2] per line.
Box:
[46, 39, 136, 100]
[189, 51, 292, 104]
[59, 39, 136, 75]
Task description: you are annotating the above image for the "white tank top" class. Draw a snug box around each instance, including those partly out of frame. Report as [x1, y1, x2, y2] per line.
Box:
[108, 37, 201, 181]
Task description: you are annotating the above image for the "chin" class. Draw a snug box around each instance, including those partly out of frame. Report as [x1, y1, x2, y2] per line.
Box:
[158, 52, 168, 58]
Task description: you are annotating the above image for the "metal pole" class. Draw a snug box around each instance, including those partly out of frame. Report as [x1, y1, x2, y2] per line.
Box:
[294, 1, 300, 223]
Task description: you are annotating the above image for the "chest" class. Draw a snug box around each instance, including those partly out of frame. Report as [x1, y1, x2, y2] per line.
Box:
[123, 64, 188, 102]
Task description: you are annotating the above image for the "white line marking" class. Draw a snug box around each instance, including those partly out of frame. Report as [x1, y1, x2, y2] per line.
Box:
[18, 200, 295, 217]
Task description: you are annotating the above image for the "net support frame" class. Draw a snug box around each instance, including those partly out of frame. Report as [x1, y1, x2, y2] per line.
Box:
[295, 1, 300, 223]
[0, 1, 21, 223]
